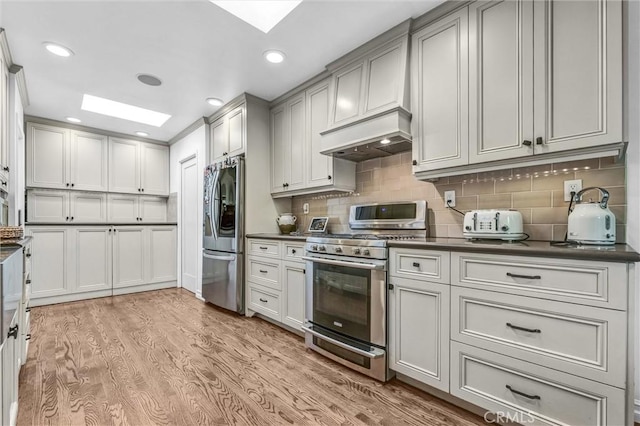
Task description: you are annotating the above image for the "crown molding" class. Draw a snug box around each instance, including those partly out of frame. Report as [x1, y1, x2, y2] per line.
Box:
[168, 117, 206, 145]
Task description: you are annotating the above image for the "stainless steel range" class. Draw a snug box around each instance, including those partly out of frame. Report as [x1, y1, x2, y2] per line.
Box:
[302, 201, 427, 381]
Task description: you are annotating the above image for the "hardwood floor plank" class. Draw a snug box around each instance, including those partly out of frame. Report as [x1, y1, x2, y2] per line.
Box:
[18, 289, 484, 426]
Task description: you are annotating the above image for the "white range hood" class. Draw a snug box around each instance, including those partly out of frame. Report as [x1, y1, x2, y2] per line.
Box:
[319, 20, 412, 162]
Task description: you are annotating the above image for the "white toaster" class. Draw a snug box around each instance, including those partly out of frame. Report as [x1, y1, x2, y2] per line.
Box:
[463, 210, 525, 241]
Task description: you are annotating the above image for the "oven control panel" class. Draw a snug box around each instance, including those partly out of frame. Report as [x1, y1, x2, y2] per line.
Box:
[305, 241, 386, 260]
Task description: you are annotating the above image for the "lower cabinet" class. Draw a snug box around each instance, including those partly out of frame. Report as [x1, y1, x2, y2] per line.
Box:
[246, 238, 306, 332]
[26, 225, 177, 305]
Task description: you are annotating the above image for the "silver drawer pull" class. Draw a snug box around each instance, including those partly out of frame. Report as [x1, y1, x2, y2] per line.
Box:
[412, 262, 420, 268]
[506, 385, 541, 401]
[506, 272, 541, 280]
[259, 298, 268, 303]
[506, 323, 541, 333]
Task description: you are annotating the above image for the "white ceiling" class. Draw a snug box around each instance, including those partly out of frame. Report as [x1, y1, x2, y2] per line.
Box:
[0, 0, 443, 142]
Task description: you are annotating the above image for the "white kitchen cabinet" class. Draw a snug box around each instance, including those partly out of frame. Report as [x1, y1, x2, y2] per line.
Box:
[112, 226, 145, 288]
[28, 227, 71, 298]
[282, 260, 305, 331]
[270, 79, 356, 197]
[271, 93, 305, 193]
[411, 8, 469, 171]
[108, 137, 169, 196]
[1, 313, 18, 426]
[107, 194, 166, 223]
[468, 0, 534, 163]
[388, 276, 450, 392]
[533, 0, 622, 154]
[0, 47, 9, 185]
[26, 123, 108, 191]
[27, 190, 106, 223]
[145, 226, 176, 283]
[210, 105, 245, 164]
[108, 137, 139, 194]
[71, 227, 112, 293]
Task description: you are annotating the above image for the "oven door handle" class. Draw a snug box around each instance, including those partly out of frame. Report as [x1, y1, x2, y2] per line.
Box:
[301, 324, 385, 359]
[302, 256, 385, 270]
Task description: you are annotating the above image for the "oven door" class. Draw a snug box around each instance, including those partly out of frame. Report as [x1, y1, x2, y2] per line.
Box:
[303, 254, 386, 347]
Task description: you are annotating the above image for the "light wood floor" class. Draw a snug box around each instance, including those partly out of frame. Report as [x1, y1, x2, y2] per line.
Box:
[18, 288, 484, 425]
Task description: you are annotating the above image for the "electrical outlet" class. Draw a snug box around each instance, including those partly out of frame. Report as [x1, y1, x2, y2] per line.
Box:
[303, 203, 309, 214]
[444, 190, 456, 208]
[564, 179, 583, 201]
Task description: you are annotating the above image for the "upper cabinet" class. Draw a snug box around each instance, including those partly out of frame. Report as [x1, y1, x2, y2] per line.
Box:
[0, 46, 9, 185]
[210, 105, 245, 164]
[27, 122, 169, 196]
[108, 138, 168, 196]
[270, 79, 356, 198]
[27, 123, 108, 191]
[412, 0, 623, 179]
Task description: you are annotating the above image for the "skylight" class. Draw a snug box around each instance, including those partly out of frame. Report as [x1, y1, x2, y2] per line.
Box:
[81, 95, 171, 127]
[210, 1, 302, 33]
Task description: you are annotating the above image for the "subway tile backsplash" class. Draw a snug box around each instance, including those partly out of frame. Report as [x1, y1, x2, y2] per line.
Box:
[291, 152, 627, 242]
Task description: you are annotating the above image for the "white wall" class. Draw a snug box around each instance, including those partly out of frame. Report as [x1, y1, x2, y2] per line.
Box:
[169, 124, 206, 299]
[624, 0, 640, 421]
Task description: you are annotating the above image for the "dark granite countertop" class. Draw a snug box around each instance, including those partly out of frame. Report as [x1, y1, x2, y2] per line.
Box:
[0, 236, 32, 263]
[25, 223, 177, 226]
[388, 238, 640, 263]
[246, 233, 308, 241]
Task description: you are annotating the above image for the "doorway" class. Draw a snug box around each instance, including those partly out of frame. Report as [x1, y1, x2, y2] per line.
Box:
[180, 155, 198, 294]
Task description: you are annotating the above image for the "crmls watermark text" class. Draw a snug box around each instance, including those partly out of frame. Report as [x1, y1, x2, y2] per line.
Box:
[484, 411, 536, 424]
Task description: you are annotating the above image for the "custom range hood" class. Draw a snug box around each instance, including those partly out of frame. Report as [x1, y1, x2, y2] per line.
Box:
[320, 20, 412, 162]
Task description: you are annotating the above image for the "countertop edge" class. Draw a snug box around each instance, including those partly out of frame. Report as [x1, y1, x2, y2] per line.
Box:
[25, 223, 178, 226]
[246, 233, 308, 241]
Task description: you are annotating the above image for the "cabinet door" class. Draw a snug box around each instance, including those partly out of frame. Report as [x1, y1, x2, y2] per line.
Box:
[270, 104, 286, 193]
[26, 123, 69, 189]
[70, 192, 107, 223]
[282, 261, 305, 331]
[26, 190, 70, 223]
[210, 116, 227, 164]
[108, 137, 140, 194]
[0, 51, 8, 181]
[227, 106, 245, 157]
[388, 276, 450, 392]
[287, 94, 306, 191]
[469, 0, 534, 163]
[533, 0, 622, 153]
[70, 227, 111, 293]
[139, 196, 167, 223]
[140, 143, 169, 196]
[112, 227, 145, 288]
[107, 194, 139, 223]
[145, 226, 176, 283]
[1, 315, 18, 426]
[306, 81, 333, 188]
[69, 130, 108, 191]
[411, 9, 469, 171]
[27, 227, 70, 298]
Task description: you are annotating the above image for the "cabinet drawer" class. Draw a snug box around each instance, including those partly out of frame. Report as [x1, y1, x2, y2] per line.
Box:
[451, 287, 626, 387]
[390, 248, 450, 284]
[248, 284, 281, 322]
[247, 257, 281, 290]
[452, 253, 627, 309]
[248, 239, 280, 258]
[450, 342, 624, 426]
[283, 242, 305, 262]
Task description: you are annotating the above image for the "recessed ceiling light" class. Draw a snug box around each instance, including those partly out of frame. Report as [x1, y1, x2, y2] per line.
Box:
[264, 50, 285, 64]
[135, 131, 149, 137]
[81, 94, 171, 127]
[43, 42, 74, 57]
[136, 73, 162, 87]
[380, 138, 391, 145]
[210, 1, 301, 33]
[66, 117, 81, 123]
[206, 98, 224, 107]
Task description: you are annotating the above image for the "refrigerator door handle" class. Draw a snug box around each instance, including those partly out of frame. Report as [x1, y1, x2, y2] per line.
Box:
[210, 169, 220, 241]
[203, 252, 236, 261]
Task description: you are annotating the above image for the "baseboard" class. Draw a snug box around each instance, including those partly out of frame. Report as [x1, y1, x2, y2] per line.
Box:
[30, 281, 177, 306]
[195, 292, 205, 302]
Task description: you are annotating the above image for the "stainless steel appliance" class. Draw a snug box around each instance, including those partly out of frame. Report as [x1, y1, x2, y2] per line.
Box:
[202, 156, 245, 314]
[463, 209, 525, 241]
[303, 201, 427, 381]
[567, 187, 616, 245]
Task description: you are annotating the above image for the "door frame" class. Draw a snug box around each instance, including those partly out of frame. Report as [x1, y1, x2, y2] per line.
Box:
[178, 153, 201, 298]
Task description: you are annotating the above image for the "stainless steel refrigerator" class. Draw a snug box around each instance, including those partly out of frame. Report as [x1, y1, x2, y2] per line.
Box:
[202, 155, 244, 314]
